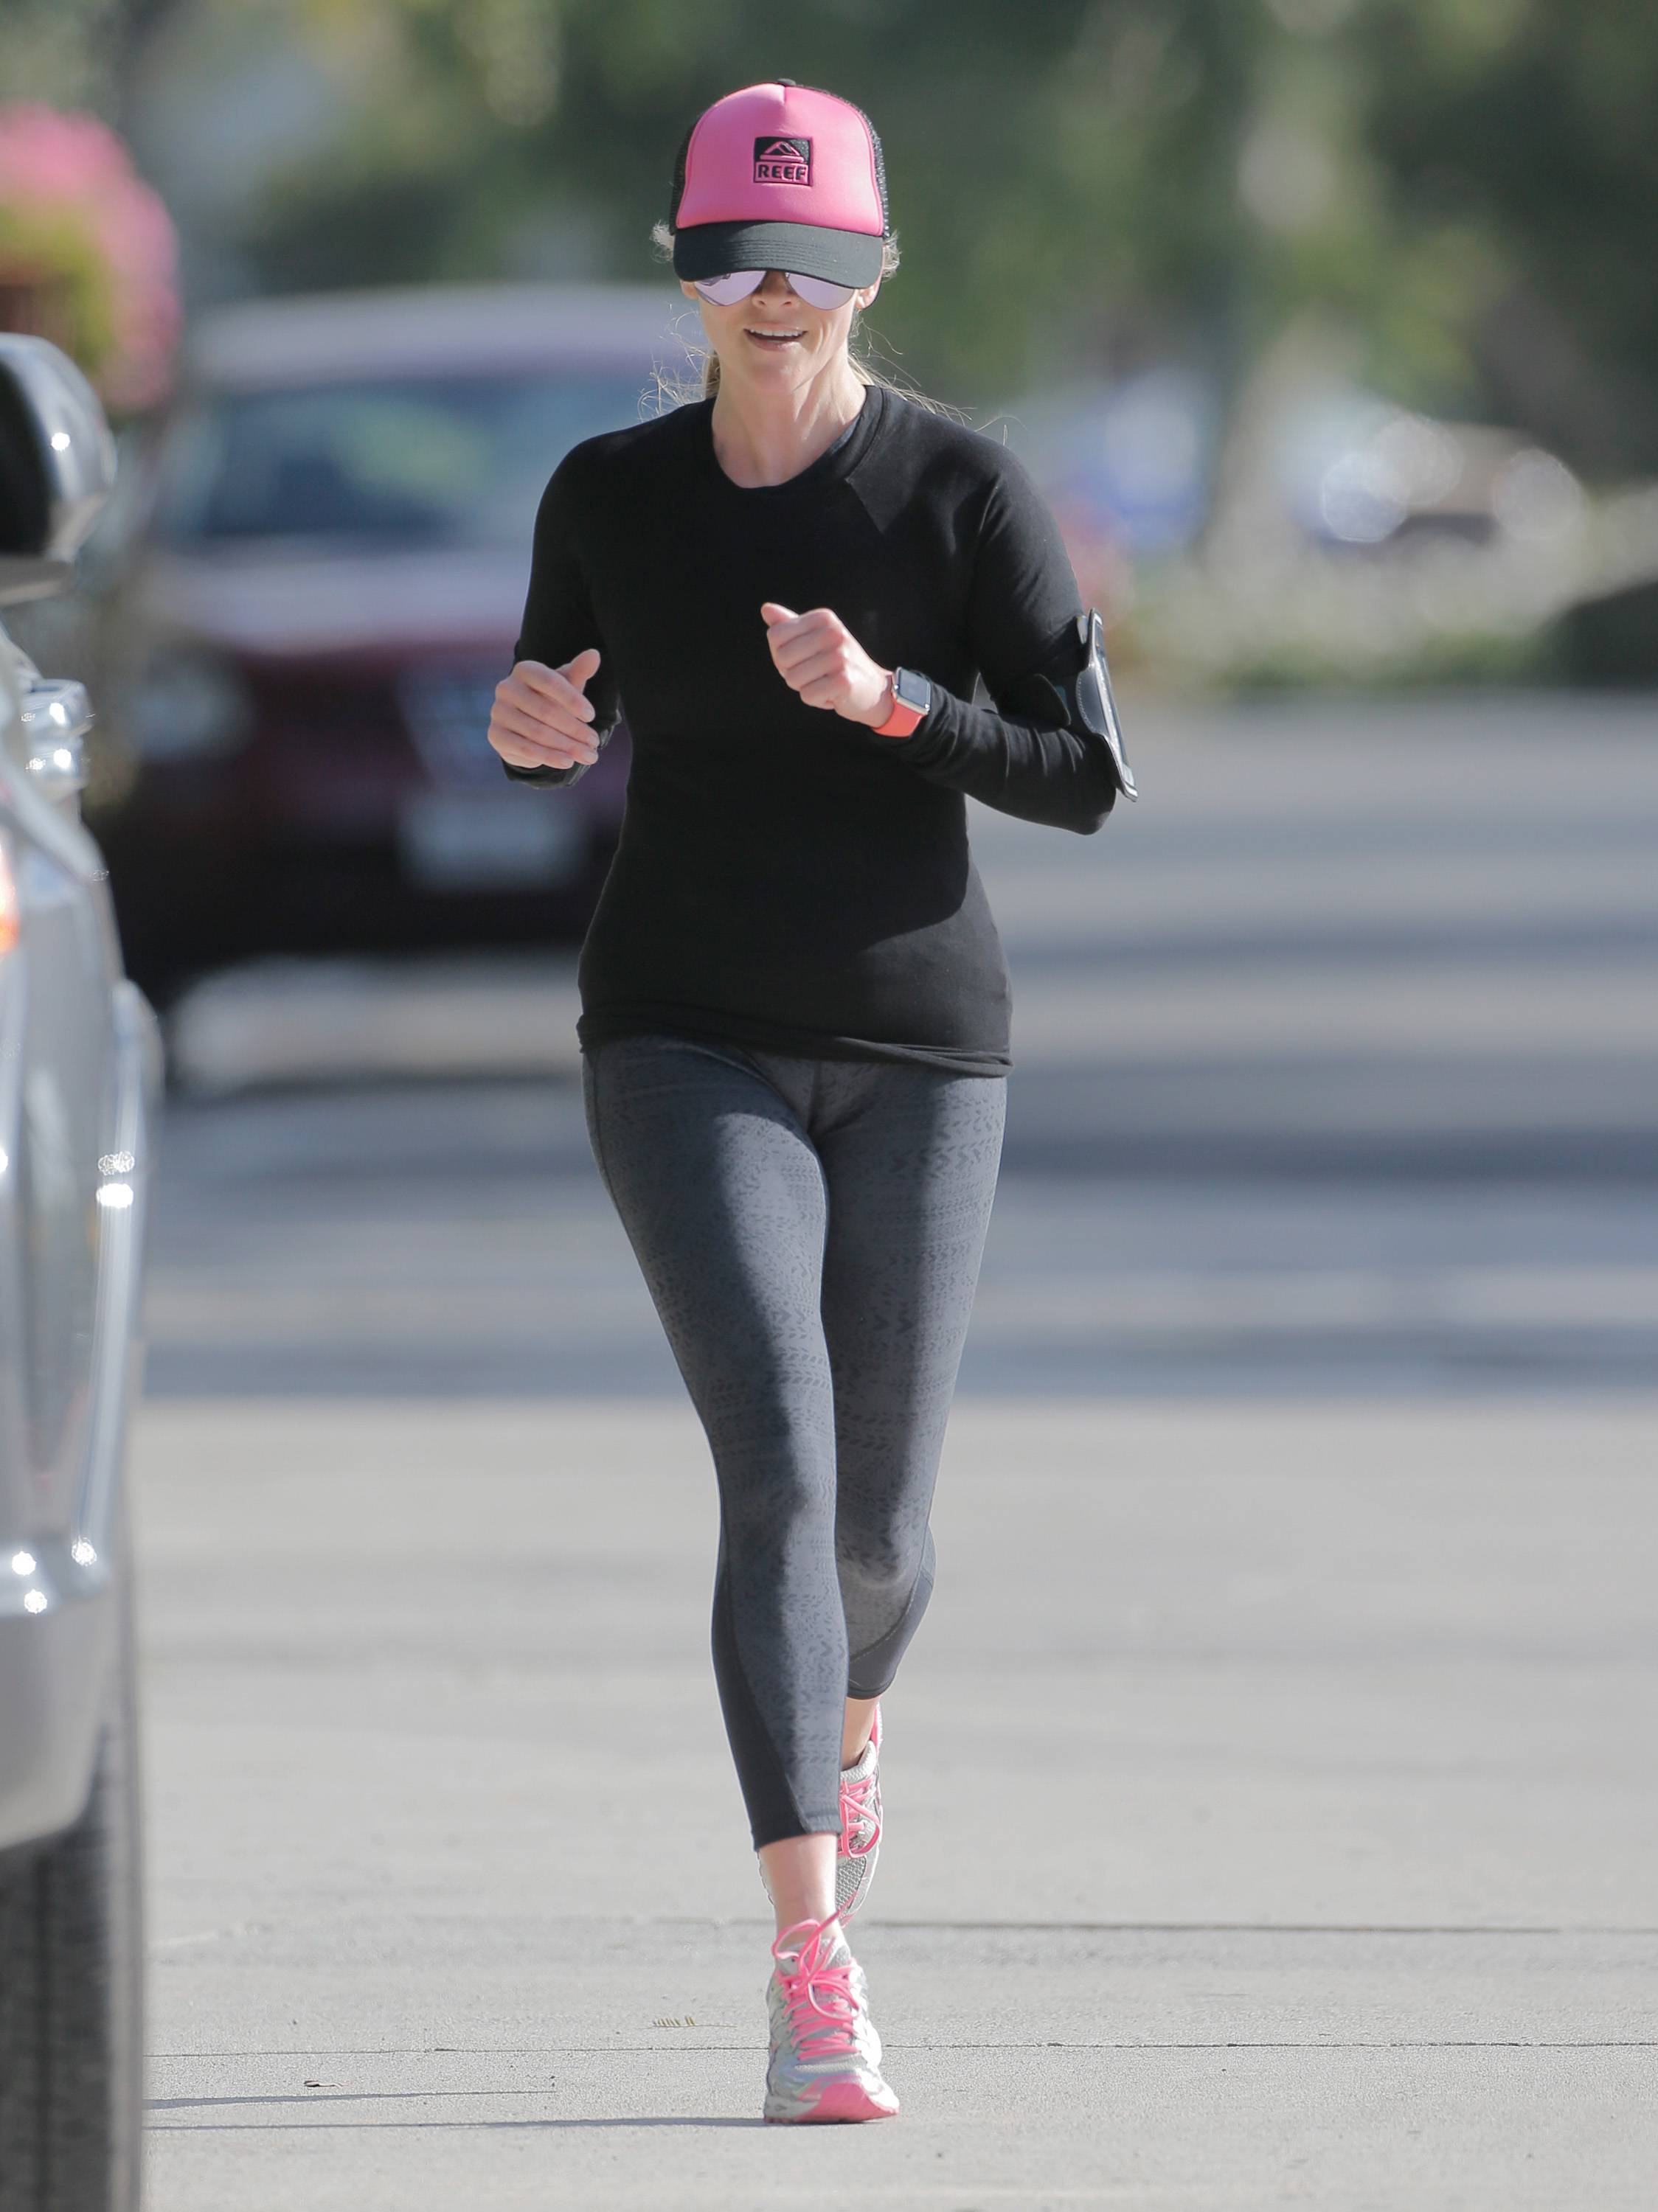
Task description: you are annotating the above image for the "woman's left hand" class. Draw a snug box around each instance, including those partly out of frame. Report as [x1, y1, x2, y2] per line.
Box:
[761, 602, 893, 728]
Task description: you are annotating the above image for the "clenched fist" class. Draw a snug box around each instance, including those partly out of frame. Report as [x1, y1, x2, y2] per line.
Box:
[488, 647, 603, 772]
[761, 602, 895, 728]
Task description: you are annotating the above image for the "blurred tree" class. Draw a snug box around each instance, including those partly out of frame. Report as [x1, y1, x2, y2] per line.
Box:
[243, 0, 1268, 409]
[1359, 0, 1658, 474]
[0, 0, 196, 135]
[236, 0, 1658, 467]
[4, 0, 1656, 473]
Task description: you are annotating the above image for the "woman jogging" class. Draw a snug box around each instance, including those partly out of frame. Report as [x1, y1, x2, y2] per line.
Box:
[486, 77, 1132, 2125]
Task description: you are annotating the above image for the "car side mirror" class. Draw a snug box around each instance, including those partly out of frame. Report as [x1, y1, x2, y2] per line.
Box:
[0, 334, 118, 606]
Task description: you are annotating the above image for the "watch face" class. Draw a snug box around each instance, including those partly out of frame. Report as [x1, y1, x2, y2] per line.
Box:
[893, 667, 930, 712]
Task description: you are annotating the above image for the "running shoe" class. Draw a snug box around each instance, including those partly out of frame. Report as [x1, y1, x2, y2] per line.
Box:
[834, 1701, 884, 1920]
[757, 1702, 884, 1921]
[762, 1908, 900, 2124]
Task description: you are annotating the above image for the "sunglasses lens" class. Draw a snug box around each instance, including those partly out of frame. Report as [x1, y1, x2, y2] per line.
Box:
[789, 273, 856, 310]
[694, 270, 858, 310]
[694, 271, 765, 305]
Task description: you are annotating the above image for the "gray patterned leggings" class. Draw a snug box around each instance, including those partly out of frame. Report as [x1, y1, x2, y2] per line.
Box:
[580, 1031, 1006, 1851]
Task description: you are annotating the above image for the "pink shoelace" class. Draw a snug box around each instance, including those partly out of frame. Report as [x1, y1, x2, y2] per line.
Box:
[771, 1913, 863, 2061]
[837, 1707, 881, 1865]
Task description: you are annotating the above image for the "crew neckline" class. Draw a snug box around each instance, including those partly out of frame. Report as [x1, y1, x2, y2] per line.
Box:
[697, 383, 886, 495]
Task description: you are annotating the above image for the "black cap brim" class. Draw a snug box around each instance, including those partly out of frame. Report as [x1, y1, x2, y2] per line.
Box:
[672, 220, 884, 289]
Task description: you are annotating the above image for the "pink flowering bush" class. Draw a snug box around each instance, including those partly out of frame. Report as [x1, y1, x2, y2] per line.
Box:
[0, 103, 180, 412]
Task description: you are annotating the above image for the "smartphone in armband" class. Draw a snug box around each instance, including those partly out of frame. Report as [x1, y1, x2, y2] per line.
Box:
[1073, 608, 1137, 802]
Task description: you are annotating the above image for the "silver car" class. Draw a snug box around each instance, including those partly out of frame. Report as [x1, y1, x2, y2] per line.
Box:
[0, 335, 163, 2210]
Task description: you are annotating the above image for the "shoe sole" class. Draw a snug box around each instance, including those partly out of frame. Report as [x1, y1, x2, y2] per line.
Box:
[763, 2076, 901, 2124]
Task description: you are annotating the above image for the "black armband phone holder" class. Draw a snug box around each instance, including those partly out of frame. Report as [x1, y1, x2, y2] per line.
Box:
[1013, 608, 1137, 802]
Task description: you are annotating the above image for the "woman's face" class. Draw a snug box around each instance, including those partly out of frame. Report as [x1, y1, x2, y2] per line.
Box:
[679, 268, 880, 391]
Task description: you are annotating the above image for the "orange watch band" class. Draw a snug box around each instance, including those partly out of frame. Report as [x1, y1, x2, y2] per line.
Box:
[873, 669, 927, 739]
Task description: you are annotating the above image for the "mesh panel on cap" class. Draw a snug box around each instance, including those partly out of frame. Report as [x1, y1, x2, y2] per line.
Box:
[667, 116, 696, 229]
[788, 81, 890, 237]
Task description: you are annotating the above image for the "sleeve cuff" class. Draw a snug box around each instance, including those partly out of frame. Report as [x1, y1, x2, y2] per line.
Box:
[863, 685, 948, 765]
[501, 757, 572, 785]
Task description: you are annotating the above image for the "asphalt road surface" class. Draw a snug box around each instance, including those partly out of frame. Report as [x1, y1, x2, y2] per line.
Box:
[133, 693, 1658, 2208]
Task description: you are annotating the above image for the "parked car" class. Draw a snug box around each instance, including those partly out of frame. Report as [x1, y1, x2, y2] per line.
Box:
[91, 282, 694, 1006]
[0, 334, 163, 2211]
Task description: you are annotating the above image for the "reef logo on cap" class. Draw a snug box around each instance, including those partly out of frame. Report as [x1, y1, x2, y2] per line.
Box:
[753, 135, 811, 186]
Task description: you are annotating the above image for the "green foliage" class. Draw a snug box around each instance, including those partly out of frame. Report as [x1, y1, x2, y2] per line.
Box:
[7, 0, 1657, 468]
[1359, 0, 1658, 471]
[0, 199, 120, 370]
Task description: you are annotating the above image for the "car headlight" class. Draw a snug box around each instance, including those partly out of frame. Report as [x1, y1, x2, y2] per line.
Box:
[125, 648, 253, 761]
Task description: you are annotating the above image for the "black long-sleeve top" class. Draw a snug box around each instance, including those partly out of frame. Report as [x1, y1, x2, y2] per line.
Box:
[504, 380, 1122, 1076]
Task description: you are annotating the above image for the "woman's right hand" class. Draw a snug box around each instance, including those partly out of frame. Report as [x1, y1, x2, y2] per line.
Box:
[488, 648, 603, 771]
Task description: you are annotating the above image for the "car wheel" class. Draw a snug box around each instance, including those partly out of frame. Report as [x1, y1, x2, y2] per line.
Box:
[0, 1582, 145, 2211]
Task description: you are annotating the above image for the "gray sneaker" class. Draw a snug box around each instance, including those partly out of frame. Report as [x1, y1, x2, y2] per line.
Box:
[834, 1703, 884, 1920]
[762, 1909, 900, 2124]
[758, 1703, 884, 1921]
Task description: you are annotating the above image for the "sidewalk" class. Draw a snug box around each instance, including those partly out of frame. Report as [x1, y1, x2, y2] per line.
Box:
[133, 1397, 1657, 2208]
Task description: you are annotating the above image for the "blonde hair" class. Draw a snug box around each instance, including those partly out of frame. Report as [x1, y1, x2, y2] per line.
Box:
[647, 219, 956, 418]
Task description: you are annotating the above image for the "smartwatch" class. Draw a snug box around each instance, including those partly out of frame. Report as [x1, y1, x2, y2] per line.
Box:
[873, 665, 932, 739]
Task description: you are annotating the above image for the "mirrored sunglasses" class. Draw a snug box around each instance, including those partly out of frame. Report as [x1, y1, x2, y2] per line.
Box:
[693, 269, 859, 310]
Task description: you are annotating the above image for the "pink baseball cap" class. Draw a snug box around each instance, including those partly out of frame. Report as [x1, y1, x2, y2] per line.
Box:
[668, 80, 890, 291]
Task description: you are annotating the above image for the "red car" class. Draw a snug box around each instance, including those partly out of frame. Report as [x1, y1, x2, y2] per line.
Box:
[95, 283, 693, 1005]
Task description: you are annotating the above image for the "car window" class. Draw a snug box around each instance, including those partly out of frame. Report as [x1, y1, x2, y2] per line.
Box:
[150, 372, 653, 549]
